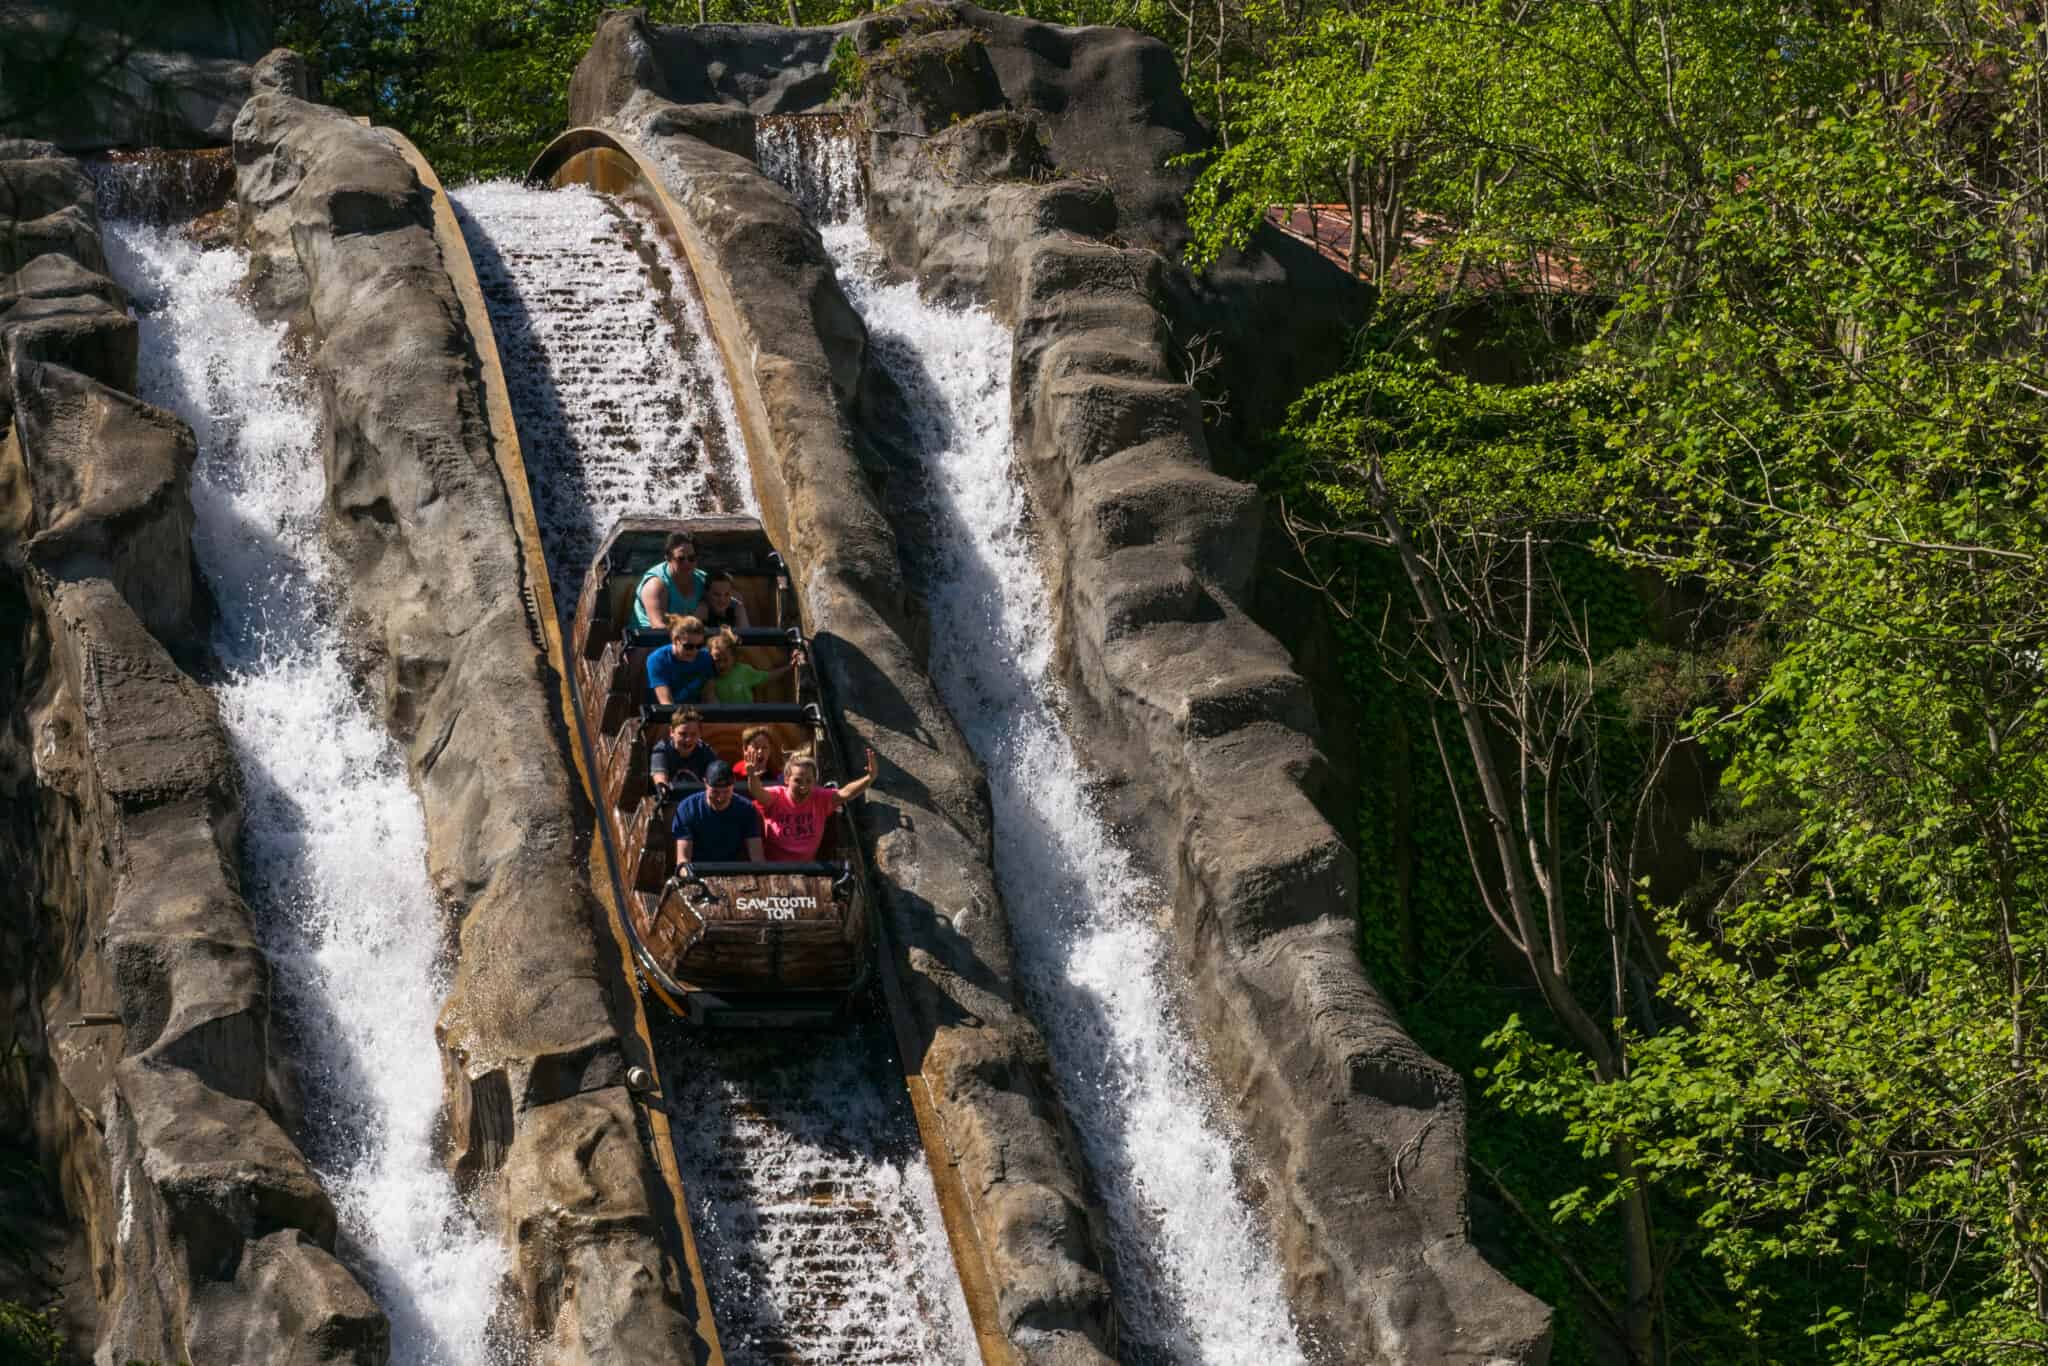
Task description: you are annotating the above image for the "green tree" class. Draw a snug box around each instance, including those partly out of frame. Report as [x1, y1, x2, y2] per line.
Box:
[1490, 28, 2048, 1358]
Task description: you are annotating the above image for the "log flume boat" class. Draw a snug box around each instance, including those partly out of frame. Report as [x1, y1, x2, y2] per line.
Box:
[570, 515, 874, 1027]
[385, 121, 1015, 1364]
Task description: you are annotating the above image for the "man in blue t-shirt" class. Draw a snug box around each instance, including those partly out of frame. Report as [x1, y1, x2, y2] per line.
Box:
[650, 708, 718, 792]
[633, 532, 710, 630]
[646, 616, 716, 705]
[672, 762, 764, 866]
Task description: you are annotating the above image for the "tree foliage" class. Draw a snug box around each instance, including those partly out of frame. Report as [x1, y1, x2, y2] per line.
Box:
[1267, 3, 2048, 1360]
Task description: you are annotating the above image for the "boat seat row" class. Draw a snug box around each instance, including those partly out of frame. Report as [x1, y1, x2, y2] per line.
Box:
[588, 631, 802, 736]
[584, 563, 786, 661]
[622, 782, 844, 894]
[599, 703, 819, 816]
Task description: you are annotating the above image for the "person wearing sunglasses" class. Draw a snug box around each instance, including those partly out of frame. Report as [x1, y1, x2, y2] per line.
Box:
[633, 531, 709, 630]
[646, 616, 716, 705]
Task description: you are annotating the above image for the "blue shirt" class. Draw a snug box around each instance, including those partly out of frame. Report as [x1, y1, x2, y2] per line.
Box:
[670, 792, 761, 863]
[632, 562, 708, 629]
[650, 737, 717, 784]
[646, 644, 717, 698]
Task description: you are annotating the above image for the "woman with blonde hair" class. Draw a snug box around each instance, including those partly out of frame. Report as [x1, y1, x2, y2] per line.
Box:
[700, 626, 803, 704]
[748, 748, 879, 863]
[645, 615, 713, 705]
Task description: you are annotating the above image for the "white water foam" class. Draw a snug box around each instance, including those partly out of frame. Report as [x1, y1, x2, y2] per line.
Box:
[660, 1021, 976, 1365]
[454, 180, 975, 1364]
[813, 202, 1309, 1362]
[757, 117, 864, 224]
[450, 180, 751, 606]
[106, 221, 509, 1365]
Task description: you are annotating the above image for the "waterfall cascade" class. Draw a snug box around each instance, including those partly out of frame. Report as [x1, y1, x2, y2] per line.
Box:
[450, 181, 750, 609]
[452, 180, 974, 1365]
[105, 221, 508, 1365]
[769, 132, 1311, 1365]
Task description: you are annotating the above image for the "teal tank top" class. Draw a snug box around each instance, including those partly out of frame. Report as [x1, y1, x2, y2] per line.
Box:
[632, 562, 707, 629]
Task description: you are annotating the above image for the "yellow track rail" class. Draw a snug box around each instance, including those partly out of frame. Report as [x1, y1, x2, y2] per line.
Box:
[379, 125, 726, 1365]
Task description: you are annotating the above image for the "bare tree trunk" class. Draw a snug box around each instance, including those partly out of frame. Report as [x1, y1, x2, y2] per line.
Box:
[1214, 0, 1229, 149]
[1367, 475, 1666, 1362]
[1345, 150, 1364, 277]
[1620, 1157, 1658, 1364]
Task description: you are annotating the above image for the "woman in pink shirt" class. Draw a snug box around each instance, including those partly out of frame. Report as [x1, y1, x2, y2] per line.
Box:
[747, 749, 878, 862]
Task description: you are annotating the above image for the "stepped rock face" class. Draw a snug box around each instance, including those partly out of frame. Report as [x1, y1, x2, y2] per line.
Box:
[574, 5, 1553, 1362]
[0, 140, 388, 1364]
[564, 56, 1119, 1362]
[0, 0, 271, 151]
[231, 76, 706, 1363]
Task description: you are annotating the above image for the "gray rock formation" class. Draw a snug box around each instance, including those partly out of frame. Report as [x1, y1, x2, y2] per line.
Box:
[580, 97, 1118, 1362]
[569, 9, 852, 121]
[850, 12, 1553, 1361]
[571, 4, 1551, 1360]
[0, 0, 271, 151]
[0, 140, 387, 1365]
[231, 81, 711, 1363]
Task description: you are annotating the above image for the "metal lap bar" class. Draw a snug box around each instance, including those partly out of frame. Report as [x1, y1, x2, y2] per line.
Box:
[641, 701, 817, 725]
[626, 626, 800, 648]
[685, 860, 847, 878]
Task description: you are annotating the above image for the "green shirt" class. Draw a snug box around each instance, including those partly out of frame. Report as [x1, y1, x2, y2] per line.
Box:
[711, 660, 773, 704]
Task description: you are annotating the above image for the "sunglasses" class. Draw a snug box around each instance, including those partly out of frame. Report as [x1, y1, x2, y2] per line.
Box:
[678, 638, 705, 649]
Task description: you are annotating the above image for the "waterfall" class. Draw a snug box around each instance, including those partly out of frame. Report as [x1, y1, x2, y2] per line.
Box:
[453, 180, 974, 1365]
[657, 1022, 975, 1363]
[89, 148, 234, 224]
[105, 221, 509, 1366]
[756, 116, 864, 224]
[450, 180, 751, 611]
[786, 149, 1310, 1363]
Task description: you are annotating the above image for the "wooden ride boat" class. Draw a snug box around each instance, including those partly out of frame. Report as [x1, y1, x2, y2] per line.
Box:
[570, 514, 873, 1027]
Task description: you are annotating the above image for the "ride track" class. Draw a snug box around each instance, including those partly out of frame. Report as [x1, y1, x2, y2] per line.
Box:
[379, 124, 1009, 1365]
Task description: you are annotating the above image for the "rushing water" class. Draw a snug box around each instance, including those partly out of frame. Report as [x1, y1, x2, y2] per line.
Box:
[105, 225, 508, 1362]
[450, 180, 750, 609]
[453, 180, 974, 1365]
[772, 136, 1309, 1362]
[657, 1017, 974, 1364]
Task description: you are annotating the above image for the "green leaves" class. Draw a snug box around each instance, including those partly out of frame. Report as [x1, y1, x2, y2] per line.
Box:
[1260, 6, 2048, 1357]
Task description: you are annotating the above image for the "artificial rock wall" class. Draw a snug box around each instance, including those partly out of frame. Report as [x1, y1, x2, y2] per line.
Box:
[572, 5, 1553, 1361]
[557, 86, 1122, 1362]
[0, 135, 388, 1365]
[230, 58, 710, 1364]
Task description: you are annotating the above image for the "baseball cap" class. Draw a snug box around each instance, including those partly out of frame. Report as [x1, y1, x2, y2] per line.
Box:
[705, 760, 735, 788]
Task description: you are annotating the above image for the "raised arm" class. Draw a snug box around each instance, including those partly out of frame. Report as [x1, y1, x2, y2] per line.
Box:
[746, 766, 767, 804]
[835, 748, 880, 803]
